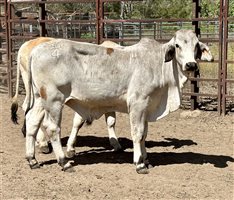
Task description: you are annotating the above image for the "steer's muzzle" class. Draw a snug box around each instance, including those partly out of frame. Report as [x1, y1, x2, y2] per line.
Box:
[185, 62, 198, 71]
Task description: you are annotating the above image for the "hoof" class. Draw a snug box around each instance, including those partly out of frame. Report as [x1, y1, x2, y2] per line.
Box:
[28, 158, 40, 169]
[62, 162, 74, 172]
[30, 162, 41, 169]
[59, 158, 73, 172]
[136, 163, 149, 174]
[39, 146, 51, 154]
[66, 150, 76, 158]
[144, 159, 153, 169]
[147, 164, 153, 169]
[136, 167, 149, 174]
[110, 138, 122, 152]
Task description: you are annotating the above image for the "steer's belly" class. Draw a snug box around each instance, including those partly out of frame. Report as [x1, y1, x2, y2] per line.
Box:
[65, 96, 128, 120]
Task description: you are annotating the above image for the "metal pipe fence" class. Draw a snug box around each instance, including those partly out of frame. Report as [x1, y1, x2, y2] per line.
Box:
[0, 0, 233, 114]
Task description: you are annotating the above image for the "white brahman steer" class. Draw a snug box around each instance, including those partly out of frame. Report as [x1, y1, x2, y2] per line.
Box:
[11, 38, 122, 155]
[22, 30, 213, 173]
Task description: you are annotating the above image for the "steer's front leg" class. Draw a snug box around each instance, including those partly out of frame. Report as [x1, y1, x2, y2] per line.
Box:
[129, 104, 149, 174]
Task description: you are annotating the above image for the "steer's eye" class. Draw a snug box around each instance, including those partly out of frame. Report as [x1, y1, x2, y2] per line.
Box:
[175, 44, 180, 48]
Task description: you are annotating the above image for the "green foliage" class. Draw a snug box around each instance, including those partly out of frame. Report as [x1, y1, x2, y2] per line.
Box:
[121, 0, 192, 19]
[229, 0, 234, 17]
[80, 32, 95, 39]
[46, 3, 95, 14]
[200, 0, 233, 18]
[105, 2, 121, 19]
[144, 0, 192, 19]
[200, 0, 220, 17]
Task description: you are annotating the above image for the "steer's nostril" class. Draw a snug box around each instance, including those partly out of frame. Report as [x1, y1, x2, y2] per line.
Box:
[186, 62, 198, 71]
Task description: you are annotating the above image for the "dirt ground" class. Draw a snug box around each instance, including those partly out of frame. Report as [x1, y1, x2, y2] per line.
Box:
[0, 93, 233, 200]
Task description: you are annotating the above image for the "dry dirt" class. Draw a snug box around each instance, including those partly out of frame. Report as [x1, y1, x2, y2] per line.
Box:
[0, 94, 234, 200]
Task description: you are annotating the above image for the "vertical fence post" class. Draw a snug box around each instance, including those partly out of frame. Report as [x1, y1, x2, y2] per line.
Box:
[96, 0, 100, 44]
[191, 0, 200, 110]
[39, 0, 47, 37]
[139, 22, 142, 40]
[218, 0, 224, 115]
[221, 0, 228, 114]
[121, 22, 124, 45]
[3, 0, 9, 65]
[96, 0, 104, 44]
[7, 0, 13, 97]
[4, 0, 9, 96]
[0, 20, 2, 62]
[100, 0, 104, 43]
[218, 0, 229, 115]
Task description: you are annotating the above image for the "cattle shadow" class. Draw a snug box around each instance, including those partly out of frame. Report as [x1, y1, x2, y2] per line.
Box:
[41, 149, 234, 169]
[72, 150, 234, 168]
[41, 136, 234, 169]
[61, 135, 198, 150]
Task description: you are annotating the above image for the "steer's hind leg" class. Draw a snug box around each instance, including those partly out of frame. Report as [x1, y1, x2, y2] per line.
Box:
[105, 112, 122, 151]
[36, 128, 51, 154]
[43, 101, 73, 171]
[129, 102, 149, 174]
[66, 112, 84, 158]
[25, 99, 45, 169]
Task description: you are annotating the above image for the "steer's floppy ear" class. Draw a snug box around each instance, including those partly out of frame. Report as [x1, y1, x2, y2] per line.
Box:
[165, 45, 175, 62]
[196, 42, 214, 62]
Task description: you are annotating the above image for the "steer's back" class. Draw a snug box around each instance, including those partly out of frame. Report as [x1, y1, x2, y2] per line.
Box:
[31, 39, 141, 98]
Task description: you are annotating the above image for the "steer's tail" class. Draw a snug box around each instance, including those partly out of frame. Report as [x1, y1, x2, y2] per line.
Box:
[25, 53, 34, 116]
[11, 50, 21, 124]
[20, 54, 34, 137]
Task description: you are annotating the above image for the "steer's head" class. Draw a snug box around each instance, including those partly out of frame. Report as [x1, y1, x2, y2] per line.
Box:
[165, 30, 213, 71]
